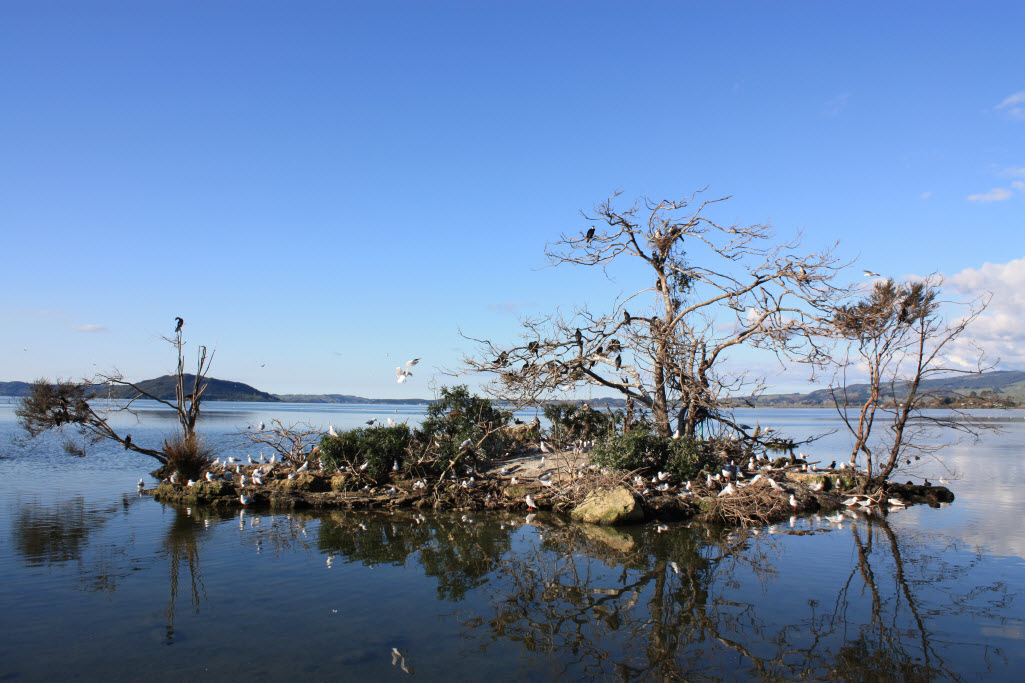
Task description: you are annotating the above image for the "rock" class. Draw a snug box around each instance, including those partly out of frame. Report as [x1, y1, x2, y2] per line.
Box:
[579, 524, 636, 553]
[571, 486, 644, 526]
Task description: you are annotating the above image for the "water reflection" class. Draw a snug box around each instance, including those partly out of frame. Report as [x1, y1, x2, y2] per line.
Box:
[8, 494, 1019, 678]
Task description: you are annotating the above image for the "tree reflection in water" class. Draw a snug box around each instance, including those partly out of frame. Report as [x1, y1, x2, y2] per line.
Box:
[12, 494, 142, 592]
[448, 515, 1012, 680]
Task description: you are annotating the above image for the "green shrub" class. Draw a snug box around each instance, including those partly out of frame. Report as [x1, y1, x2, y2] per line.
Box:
[419, 385, 510, 465]
[542, 403, 621, 442]
[591, 428, 715, 480]
[319, 424, 412, 482]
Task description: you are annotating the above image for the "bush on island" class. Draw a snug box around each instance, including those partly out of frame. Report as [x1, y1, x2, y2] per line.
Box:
[591, 427, 716, 481]
[319, 423, 412, 482]
[542, 402, 621, 442]
[419, 385, 510, 466]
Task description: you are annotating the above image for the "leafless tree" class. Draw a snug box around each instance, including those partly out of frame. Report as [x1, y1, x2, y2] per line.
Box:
[829, 275, 992, 489]
[232, 419, 322, 465]
[16, 324, 214, 465]
[463, 190, 849, 438]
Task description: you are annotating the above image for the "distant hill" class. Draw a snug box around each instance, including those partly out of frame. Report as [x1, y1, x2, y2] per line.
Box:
[0, 376, 279, 402]
[107, 375, 280, 402]
[0, 381, 31, 397]
[748, 370, 1025, 408]
[274, 393, 432, 405]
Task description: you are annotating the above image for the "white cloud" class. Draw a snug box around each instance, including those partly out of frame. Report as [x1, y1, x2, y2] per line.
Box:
[71, 324, 108, 333]
[946, 257, 1025, 368]
[1000, 166, 1025, 179]
[919, 191, 932, 200]
[488, 301, 524, 315]
[967, 187, 1013, 202]
[995, 90, 1025, 119]
[824, 92, 851, 116]
[1013, 181, 1025, 192]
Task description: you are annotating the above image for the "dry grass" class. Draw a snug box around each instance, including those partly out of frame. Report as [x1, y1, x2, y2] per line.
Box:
[163, 431, 215, 480]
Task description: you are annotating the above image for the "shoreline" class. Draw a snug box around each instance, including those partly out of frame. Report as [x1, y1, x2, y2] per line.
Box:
[147, 448, 954, 528]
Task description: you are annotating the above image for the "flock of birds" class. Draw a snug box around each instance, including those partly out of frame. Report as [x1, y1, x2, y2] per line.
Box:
[157, 451, 321, 506]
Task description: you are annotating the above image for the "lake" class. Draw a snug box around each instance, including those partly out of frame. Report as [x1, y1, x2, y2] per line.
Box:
[1, 400, 1023, 680]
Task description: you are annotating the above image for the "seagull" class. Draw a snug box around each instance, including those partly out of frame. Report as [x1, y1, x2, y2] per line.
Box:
[258, 421, 265, 430]
[392, 460, 399, 471]
[186, 479, 196, 487]
[789, 494, 798, 508]
[174, 316, 184, 332]
[170, 471, 180, 484]
[297, 461, 310, 473]
[240, 474, 248, 486]
[205, 471, 217, 482]
[247, 455, 255, 464]
[328, 425, 338, 437]
[656, 523, 669, 533]
[888, 498, 907, 507]
[137, 478, 145, 489]
[525, 494, 537, 509]
[253, 473, 264, 486]
[669, 561, 680, 574]
[863, 270, 880, 277]
[459, 438, 472, 450]
[842, 497, 859, 506]
[366, 419, 378, 426]
[396, 358, 419, 383]
[240, 493, 254, 505]
[540, 440, 551, 454]
[718, 483, 736, 497]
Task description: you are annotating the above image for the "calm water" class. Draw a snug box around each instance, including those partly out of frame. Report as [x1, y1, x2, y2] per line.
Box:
[1, 400, 1023, 681]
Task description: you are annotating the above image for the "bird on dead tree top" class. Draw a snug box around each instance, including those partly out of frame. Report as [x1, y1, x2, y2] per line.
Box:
[174, 317, 184, 332]
[585, 226, 595, 242]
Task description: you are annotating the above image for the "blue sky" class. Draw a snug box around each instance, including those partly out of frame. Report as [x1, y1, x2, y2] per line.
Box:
[2, 1, 1023, 398]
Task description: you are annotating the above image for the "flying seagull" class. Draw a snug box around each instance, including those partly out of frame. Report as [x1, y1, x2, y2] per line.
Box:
[174, 316, 184, 332]
[396, 358, 420, 383]
[863, 270, 880, 277]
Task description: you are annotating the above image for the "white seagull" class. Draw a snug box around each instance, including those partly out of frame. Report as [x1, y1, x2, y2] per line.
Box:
[525, 494, 537, 509]
[863, 270, 881, 277]
[396, 358, 420, 383]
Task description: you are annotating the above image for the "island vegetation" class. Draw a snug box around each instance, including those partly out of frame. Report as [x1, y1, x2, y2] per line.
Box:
[14, 190, 994, 526]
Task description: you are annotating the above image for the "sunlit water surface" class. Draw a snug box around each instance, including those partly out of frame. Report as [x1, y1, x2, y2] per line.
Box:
[1, 401, 1023, 681]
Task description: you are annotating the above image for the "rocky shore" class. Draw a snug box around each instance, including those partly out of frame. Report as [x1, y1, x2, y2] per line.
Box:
[147, 447, 953, 528]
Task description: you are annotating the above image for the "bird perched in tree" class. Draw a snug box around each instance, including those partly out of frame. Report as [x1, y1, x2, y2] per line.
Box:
[174, 316, 184, 332]
[585, 226, 595, 241]
[615, 354, 622, 370]
[528, 340, 539, 355]
[366, 418, 377, 426]
[623, 310, 631, 324]
[396, 358, 419, 383]
[123, 434, 132, 450]
[328, 425, 338, 437]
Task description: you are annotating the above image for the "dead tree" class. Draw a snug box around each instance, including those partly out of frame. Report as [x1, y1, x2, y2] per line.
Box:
[829, 276, 992, 489]
[16, 323, 214, 465]
[463, 190, 849, 438]
[232, 419, 322, 465]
